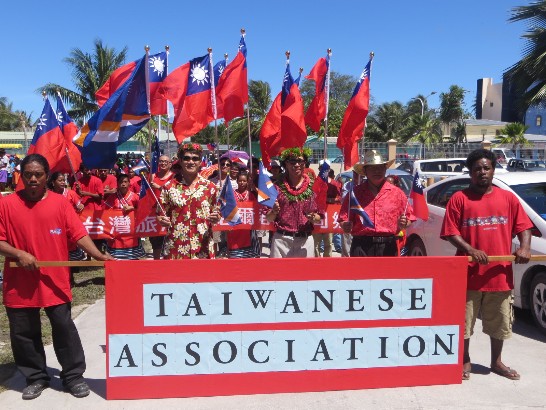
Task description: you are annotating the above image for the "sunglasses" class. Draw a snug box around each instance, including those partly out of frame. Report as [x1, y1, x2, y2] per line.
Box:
[287, 159, 305, 165]
[220, 162, 232, 167]
[182, 156, 201, 162]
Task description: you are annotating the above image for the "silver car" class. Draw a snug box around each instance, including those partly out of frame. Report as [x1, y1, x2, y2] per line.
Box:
[405, 172, 546, 334]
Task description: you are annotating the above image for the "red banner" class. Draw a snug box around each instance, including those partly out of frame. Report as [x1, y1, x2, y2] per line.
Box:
[79, 204, 343, 239]
[105, 257, 468, 400]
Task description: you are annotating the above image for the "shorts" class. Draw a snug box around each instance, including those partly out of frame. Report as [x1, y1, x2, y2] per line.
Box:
[464, 290, 513, 340]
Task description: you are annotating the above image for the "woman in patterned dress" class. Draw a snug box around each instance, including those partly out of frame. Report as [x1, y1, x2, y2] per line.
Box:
[157, 143, 221, 259]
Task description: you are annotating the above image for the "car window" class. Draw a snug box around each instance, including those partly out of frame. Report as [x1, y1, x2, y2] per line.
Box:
[427, 179, 470, 208]
[511, 182, 546, 220]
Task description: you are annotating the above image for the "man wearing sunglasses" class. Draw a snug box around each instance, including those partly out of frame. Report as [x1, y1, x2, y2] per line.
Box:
[266, 147, 323, 258]
[157, 143, 221, 259]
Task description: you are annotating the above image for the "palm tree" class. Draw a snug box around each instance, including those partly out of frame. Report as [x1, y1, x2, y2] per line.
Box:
[227, 80, 273, 148]
[38, 39, 128, 124]
[366, 101, 408, 142]
[499, 122, 530, 151]
[439, 85, 466, 138]
[0, 97, 32, 131]
[506, 1, 546, 109]
[406, 111, 442, 145]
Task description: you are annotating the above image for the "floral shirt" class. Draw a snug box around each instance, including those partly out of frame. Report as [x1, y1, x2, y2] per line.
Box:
[160, 174, 218, 259]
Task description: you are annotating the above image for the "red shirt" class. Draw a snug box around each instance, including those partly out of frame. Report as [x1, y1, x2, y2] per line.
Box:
[62, 188, 82, 210]
[0, 192, 88, 307]
[100, 174, 118, 193]
[273, 181, 322, 234]
[338, 181, 415, 236]
[129, 176, 141, 195]
[152, 171, 174, 198]
[79, 174, 104, 210]
[441, 187, 532, 291]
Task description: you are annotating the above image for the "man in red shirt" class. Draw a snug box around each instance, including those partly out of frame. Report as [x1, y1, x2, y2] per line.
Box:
[0, 154, 113, 400]
[338, 150, 414, 256]
[441, 149, 532, 382]
[97, 168, 117, 196]
[75, 164, 103, 210]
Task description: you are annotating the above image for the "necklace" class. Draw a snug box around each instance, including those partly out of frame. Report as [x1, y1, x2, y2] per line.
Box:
[280, 173, 314, 202]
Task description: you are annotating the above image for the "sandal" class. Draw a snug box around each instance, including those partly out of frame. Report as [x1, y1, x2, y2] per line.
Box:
[491, 366, 520, 380]
[462, 370, 471, 380]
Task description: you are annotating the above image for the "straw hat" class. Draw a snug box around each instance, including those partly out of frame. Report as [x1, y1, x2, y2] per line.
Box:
[353, 150, 395, 175]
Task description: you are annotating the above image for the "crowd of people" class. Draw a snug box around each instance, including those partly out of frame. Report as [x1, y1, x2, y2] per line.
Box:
[0, 147, 533, 400]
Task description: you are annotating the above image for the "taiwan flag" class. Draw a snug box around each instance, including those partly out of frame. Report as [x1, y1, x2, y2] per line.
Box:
[259, 92, 281, 168]
[337, 57, 372, 170]
[216, 35, 248, 123]
[304, 56, 329, 132]
[96, 51, 168, 115]
[160, 54, 214, 142]
[55, 95, 82, 172]
[27, 98, 69, 173]
[410, 172, 429, 221]
[280, 63, 306, 149]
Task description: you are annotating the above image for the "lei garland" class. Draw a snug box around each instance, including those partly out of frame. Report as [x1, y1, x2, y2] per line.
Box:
[278, 170, 316, 202]
[279, 147, 312, 162]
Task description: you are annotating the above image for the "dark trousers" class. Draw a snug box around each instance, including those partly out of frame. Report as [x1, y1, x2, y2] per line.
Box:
[5, 303, 86, 388]
[350, 236, 398, 257]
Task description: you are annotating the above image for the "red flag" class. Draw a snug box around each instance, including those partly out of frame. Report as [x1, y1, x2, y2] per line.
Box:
[304, 57, 328, 132]
[55, 95, 82, 173]
[159, 54, 214, 142]
[337, 58, 372, 170]
[280, 64, 307, 151]
[96, 52, 168, 115]
[95, 62, 136, 107]
[410, 172, 429, 221]
[216, 36, 248, 123]
[158, 63, 190, 143]
[27, 99, 69, 173]
[259, 92, 281, 168]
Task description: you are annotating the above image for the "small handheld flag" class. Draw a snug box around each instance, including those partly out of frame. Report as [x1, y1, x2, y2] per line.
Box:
[256, 161, 278, 208]
[218, 180, 242, 226]
[410, 172, 429, 221]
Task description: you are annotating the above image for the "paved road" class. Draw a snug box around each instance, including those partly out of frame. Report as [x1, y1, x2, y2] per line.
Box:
[0, 298, 544, 409]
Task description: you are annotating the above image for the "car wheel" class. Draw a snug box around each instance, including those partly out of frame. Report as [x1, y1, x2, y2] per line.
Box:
[530, 272, 546, 335]
[407, 237, 427, 257]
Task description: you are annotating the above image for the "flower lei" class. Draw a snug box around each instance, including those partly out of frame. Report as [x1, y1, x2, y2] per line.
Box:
[279, 171, 315, 202]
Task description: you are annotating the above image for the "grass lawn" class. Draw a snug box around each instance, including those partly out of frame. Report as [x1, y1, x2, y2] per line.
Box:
[0, 258, 105, 393]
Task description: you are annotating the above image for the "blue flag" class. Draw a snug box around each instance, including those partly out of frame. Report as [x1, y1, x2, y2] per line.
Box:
[219, 180, 242, 226]
[349, 189, 374, 228]
[74, 55, 150, 169]
[256, 161, 278, 208]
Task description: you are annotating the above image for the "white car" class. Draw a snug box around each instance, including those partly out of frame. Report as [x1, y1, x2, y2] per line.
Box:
[405, 172, 546, 334]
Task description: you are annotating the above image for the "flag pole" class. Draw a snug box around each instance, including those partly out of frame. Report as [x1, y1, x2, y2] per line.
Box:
[240, 28, 253, 176]
[323, 48, 332, 163]
[208, 48, 222, 185]
[144, 46, 151, 157]
[224, 53, 230, 151]
[359, 51, 374, 161]
[139, 174, 167, 216]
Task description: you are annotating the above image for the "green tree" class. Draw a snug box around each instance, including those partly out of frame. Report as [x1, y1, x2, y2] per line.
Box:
[499, 122, 530, 151]
[225, 80, 273, 148]
[366, 101, 408, 142]
[406, 111, 443, 145]
[0, 97, 32, 131]
[506, 1, 546, 109]
[38, 39, 128, 124]
[439, 85, 467, 142]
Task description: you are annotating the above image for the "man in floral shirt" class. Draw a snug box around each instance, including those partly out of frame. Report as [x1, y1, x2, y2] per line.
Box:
[157, 143, 221, 259]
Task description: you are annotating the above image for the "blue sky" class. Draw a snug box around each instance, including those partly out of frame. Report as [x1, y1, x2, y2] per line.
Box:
[2, 0, 529, 120]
